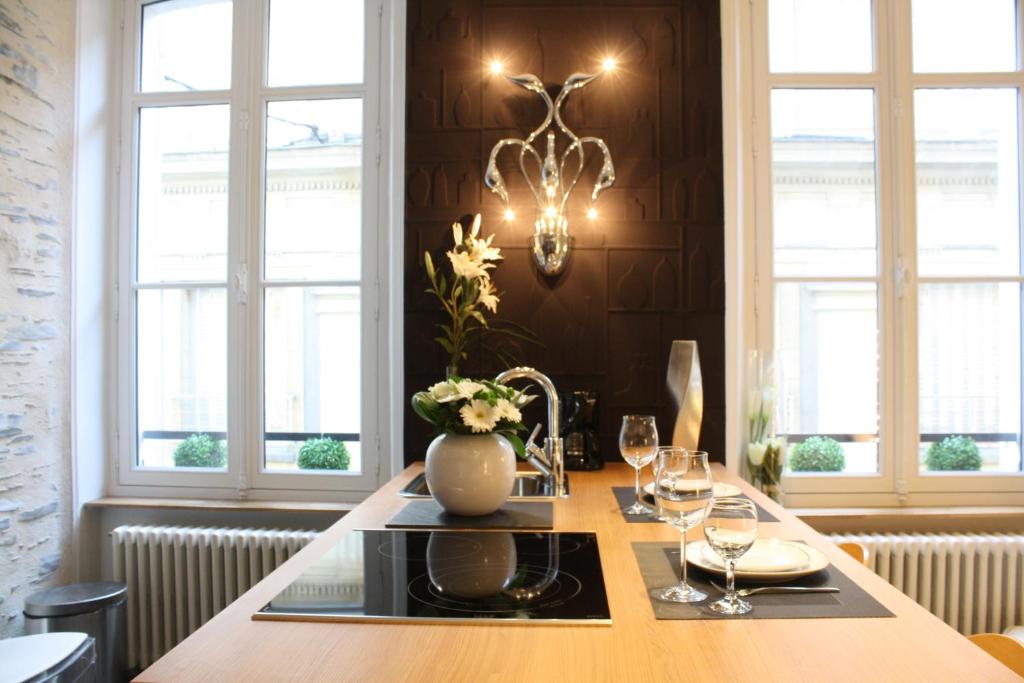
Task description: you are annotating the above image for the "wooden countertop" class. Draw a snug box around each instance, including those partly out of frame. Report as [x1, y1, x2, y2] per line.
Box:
[136, 463, 1019, 682]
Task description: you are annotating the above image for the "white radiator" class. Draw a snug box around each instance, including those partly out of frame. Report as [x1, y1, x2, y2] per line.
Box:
[111, 525, 320, 670]
[830, 533, 1024, 635]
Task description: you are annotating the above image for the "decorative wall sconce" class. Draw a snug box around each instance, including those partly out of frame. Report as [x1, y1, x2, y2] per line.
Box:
[485, 60, 617, 276]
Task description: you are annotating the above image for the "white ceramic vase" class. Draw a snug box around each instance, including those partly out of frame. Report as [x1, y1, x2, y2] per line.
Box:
[425, 433, 516, 516]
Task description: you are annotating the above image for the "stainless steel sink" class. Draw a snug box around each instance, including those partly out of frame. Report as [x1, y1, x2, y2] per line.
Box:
[399, 471, 569, 501]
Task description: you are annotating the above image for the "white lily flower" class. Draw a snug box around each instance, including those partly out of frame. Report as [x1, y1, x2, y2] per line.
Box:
[452, 221, 463, 246]
[478, 279, 499, 313]
[747, 441, 767, 467]
[470, 233, 502, 263]
[460, 399, 498, 433]
[447, 250, 489, 280]
[495, 398, 521, 423]
[469, 213, 482, 238]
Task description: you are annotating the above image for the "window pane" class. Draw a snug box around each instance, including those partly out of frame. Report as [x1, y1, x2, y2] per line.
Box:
[775, 283, 879, 474]
[138, 106, 229, 283]
[915, 89, 1021, 276]
[141, 0, 232, 92]
[772, 90, 878, 277]
[137, 288, 227, 469]
[267, 0, 364, 87]
[264, 287, 361, 473]
[919, 283, 1022, 473]
[912, 0, 1016, 73]
[768, 0, 873, 73]
[265, 99, 362, 281]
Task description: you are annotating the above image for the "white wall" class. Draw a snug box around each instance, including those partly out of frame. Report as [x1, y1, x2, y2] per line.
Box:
[0, 0, 77, 635]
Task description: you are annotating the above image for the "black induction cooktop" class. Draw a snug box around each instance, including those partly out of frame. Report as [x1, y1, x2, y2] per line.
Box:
[254, 529, 611, 625]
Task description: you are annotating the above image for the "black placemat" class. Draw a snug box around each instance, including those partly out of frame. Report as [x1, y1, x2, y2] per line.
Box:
[611, 487, 778, 523]
[385, 500, 553, 530]
[631, 541, 893, 620]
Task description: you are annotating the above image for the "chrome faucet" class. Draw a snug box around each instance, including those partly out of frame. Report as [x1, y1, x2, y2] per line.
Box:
[494, 367, 566, 497]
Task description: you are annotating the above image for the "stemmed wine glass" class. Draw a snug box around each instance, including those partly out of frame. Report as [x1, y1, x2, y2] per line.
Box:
[652, 447, 713, 602]
[618, 416, 658, 515]
[704, 497, 759, 615]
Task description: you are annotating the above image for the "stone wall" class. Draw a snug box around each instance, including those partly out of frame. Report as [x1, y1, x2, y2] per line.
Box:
[0, 0, 75, 636]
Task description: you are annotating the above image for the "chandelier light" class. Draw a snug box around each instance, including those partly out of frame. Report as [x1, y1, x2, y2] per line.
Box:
[484, 59, 617, 276]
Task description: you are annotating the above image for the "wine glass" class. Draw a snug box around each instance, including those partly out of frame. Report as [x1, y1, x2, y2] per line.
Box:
[704, 497, 759, 615]
[652, 448, 713, 603]
[618, 416, 658, 515]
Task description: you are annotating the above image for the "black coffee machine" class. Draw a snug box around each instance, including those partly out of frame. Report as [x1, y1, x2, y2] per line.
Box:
[561, 390, 602, 470]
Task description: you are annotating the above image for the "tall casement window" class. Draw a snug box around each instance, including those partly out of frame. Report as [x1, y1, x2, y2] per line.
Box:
[117, 0, 387, 498]
[750, 0, 1024, 503]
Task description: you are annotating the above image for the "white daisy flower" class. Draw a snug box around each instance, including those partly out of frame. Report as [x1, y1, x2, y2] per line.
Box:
[495, 398, 521, 423]
[460, 399, 498, 433]
[428, 380, 461, 403]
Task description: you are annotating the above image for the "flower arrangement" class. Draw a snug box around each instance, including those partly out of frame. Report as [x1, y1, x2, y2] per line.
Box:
[412, 377, 534, 456]
[424, 213, 507, 378]
[745, 352, 785, 501]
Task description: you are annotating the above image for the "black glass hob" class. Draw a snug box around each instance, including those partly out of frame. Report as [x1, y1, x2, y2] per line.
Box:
[254, 530, 611, 625]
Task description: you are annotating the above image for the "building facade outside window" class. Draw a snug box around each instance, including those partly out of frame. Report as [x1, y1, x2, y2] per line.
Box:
[115, 0, 391, 498]
[735, 0, 1024, 504]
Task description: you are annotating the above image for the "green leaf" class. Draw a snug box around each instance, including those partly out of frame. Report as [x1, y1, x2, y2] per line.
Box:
[503, 432, 526, 459]
[433, 337, 455, 353]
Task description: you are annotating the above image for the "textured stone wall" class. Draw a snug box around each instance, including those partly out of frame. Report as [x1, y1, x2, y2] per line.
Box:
[0, 0, 75, 636]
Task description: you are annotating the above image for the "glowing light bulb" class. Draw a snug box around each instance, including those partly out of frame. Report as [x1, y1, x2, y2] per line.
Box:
[489, 60, 504, 75]
[504, 208, 515, 221]
[587, 207, 598, 220]
[602, 57, 617, 72]
[545, 206, 557, 218]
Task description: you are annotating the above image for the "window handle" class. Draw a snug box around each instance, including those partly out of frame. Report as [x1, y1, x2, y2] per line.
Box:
[234, 264, 249, 304]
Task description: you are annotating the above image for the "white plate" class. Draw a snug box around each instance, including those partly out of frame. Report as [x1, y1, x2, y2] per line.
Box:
[685, 539, 830, 582]
[642, 481, 743, 499]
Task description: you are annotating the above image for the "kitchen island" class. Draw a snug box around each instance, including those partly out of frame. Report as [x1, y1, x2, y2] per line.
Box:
[136, 464, 1018, 682]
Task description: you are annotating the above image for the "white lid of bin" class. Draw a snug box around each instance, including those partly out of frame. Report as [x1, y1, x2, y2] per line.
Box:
[0, 632, 88, 683]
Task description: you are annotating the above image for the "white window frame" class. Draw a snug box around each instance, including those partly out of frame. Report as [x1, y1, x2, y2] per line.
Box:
[726, 0, 1024, 506]
[112, 0, 399, 500]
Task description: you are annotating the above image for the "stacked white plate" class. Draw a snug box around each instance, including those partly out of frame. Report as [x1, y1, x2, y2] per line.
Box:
[685, 538, 830, 582]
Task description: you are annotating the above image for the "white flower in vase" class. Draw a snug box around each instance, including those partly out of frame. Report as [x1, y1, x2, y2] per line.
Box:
[460, 399, 500, 433]
[747, 441, 767, 467]
[495, 398, 522, 423]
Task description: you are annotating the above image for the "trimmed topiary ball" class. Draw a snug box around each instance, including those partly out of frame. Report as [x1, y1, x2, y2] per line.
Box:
[173, 433, 227, 468]
[298, 438, 351, 470]
[789, 435, 845, 472]
[925, 435, 981, 471]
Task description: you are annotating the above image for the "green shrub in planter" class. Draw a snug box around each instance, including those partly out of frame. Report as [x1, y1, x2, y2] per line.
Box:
[925, 435, 981, 471]
[173, 433, 226, 468]
[789, 435, 845, 472]
[298, 438, 351, 471]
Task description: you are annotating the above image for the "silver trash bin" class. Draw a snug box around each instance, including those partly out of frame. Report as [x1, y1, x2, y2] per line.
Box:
[24, 582, 127, 683]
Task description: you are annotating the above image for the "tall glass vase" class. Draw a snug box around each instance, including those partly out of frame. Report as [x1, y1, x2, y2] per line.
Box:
[744, 351, 785, 503]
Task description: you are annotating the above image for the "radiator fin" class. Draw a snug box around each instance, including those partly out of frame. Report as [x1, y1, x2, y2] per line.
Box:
[831, 533, 1024, 636]
[111, 525, 319, 670]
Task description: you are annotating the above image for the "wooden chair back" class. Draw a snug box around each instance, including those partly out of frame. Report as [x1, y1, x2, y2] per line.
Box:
[838, 542, 870, 567]
[968, 633, 1024, 677]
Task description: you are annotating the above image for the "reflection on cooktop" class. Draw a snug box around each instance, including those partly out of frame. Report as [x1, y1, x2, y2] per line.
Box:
[255, 530, 611, 625]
